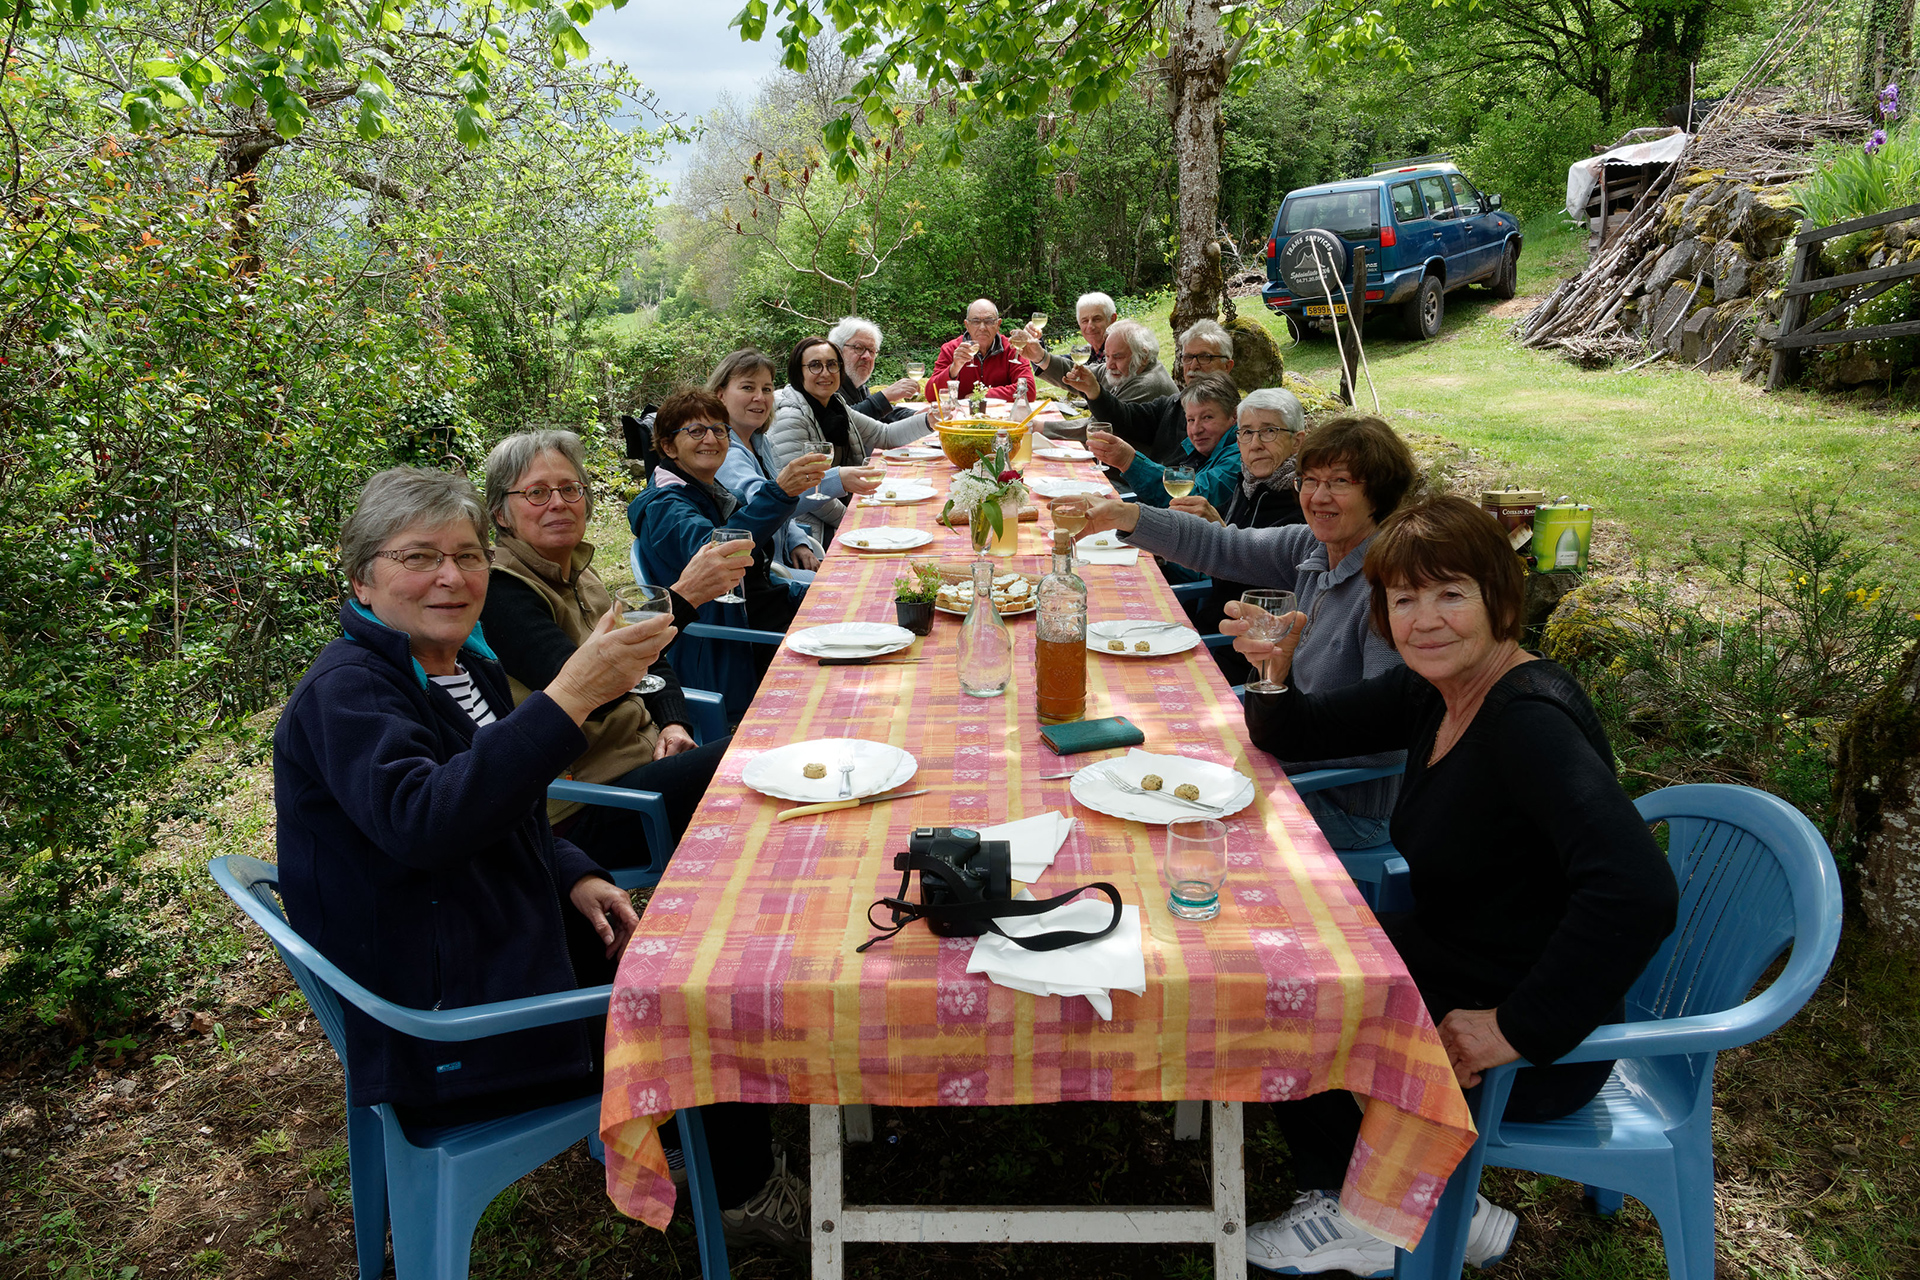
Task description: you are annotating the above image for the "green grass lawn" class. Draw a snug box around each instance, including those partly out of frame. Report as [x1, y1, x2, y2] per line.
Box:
[1113, 214, 1920, 585]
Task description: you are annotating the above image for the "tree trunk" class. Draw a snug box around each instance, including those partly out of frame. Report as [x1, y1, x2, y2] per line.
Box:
[1835, 640, 1920, 947]
[1167, 0, 1228, 337]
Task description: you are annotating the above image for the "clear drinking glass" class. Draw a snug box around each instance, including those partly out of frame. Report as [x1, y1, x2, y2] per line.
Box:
[1240, 589, 1298, 695]
[1028, 311, 1049, 337]
[1165, 818, 1229, 922]
[708, 529, 753, 604]
[905, 360, 926, 382]
[1162, 465, 1197, 499]
[612, 583, 671, 694]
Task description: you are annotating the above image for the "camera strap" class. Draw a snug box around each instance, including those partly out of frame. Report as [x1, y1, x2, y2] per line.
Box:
[857, 852, 1123, 953]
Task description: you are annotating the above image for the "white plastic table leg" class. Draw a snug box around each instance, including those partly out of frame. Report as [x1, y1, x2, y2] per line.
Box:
[843, 1103, 874, 1142]
[808, 1101, 1246, 1278]
[1175, 1099, 1204, 1140]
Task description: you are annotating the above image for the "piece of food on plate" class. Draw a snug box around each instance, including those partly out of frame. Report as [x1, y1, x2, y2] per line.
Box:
[1107, 639, 1125, 651]
[1134, 640, 1151, 652]
[803, 763, 827, 779]
[1173, 783, 1201, 801]
[1140, 774, 1164, 791]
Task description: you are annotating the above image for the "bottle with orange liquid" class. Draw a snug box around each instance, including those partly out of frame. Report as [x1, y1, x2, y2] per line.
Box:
[1035, 529, 1087, 724]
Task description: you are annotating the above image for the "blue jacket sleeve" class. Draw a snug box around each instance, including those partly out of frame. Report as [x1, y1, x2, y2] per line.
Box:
[1195, 438, 1242, 511]
[287, 664, 589, 872]
[1121, 453, 1170, 507]
[632, 491, 715, 586]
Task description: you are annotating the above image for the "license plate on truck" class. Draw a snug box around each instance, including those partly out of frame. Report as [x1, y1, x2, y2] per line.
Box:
[1302, 304, 1349, 317]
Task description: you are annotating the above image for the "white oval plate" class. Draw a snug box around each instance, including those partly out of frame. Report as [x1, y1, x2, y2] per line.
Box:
[741, 738, 918, 803]
[1086, 619, 1200, 657]
[882, 446, 943, 460]
[785, 621, 916, 659]
[867, 481, 938, 503]
[1033, 447, 1096, 461]
[841, 526, 934, 551]
[1027, 477, 1109, 500]
[1069, 749, 1255, 825]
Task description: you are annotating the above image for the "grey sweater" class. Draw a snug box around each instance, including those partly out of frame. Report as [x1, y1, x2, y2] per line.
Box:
[1033, 352, 1178, 405]
[1125, 508, 1406, 820]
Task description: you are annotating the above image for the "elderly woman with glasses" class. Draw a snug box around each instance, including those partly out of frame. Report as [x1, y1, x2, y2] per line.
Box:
[1059, 415, 1418, 850]
[829, 317, 919, 422]
[273, 467, 805, 1237]
[1063, 318, 1238, 466]
[631, 387, 829, 714]
[764, 335, 932, 547]
[479, 429, 739, 872]
[708, 348, 832, 577]
[1226, 497, 1678, 1277]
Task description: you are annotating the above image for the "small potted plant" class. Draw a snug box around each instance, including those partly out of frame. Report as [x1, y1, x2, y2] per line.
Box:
[892, 561, 943, 634]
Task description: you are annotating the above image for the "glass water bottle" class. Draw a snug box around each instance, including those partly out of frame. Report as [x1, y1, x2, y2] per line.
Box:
[957, 559, 1012, 698]
[1035, 530, 1087, 724]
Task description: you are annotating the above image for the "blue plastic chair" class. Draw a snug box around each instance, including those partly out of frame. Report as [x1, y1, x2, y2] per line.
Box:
[1394, 783, 1844, 1280]
[546, 686, 729, 891]
[1289, 763, 1412, 913]
[209, 855, 734, 1280]
[1168, 577, 1212, 604]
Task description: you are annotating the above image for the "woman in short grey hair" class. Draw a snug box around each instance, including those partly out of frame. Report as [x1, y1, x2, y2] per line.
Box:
[477, 429, 739, 873]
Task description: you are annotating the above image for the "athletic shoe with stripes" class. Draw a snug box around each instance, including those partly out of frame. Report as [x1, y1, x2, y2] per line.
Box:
[1246, 1190, 1519, 1275]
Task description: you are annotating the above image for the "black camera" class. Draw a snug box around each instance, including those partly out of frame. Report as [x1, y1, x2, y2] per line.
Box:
[902, 827, 1010, 936]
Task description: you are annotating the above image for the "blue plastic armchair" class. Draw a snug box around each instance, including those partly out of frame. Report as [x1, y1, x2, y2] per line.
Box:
[1394, 783, 1845, 1280]
[209, 855, 733, 1280]
[1289, 763, 1412, 913]
[545, 686, 729, 891]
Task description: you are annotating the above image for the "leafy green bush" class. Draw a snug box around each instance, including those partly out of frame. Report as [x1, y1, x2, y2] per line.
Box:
[1549, 498, 1920, 838]
[1455, 91, 1621, 219]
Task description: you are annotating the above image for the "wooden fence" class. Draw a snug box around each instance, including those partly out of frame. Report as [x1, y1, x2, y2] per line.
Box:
[1767, 200, 1920, 389]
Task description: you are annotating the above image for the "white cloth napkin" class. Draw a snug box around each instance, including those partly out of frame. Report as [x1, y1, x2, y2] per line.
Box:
[968, 897, 1146, 1020]
[977, 810, 1074, 883]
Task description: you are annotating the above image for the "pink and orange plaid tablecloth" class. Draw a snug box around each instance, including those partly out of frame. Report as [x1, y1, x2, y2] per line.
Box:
[600, 441, 1475, 1249]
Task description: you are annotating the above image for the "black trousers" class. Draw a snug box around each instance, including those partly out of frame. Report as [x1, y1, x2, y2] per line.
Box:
[559, 736, 731, 871]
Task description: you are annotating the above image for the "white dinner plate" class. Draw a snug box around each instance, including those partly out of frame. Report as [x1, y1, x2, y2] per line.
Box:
[785, 621, 916, 659]
[741, 738, 919, 803]
[1026, 477, 1109, 500]
[1033, 447, 1096, 461]
[1068, 748, 1255, 825]
[1080, 531, 1126, 550]
[867, 481, 938, 503]
[840, 526, 934, 551]
[1086, 619, 1200, 657]
[883, 445, 943, 460]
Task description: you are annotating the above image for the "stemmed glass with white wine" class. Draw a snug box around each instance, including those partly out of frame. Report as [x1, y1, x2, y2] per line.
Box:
[1051, 496, 1089, 566]
[1162, 465, 1197, 499]
[707, 529, 753, 604]
[1240, 589, 1298, 695]
[612, 582, 672, 695]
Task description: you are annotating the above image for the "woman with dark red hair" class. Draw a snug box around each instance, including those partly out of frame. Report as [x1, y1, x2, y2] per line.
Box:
[1225, 495, 1680, 1278]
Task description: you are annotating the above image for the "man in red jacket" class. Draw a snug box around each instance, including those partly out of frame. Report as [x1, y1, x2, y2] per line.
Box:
[929, 298, 1035, 400]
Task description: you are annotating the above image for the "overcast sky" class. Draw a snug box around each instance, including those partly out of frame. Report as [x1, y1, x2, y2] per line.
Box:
[586, 0, 789, 193]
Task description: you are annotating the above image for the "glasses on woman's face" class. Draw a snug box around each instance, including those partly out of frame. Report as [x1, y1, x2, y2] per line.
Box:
[1235, 426, 1296, 444]
[376, 547, 492, 574]
[803, 360, 839, 376]
[1291, 475, 1357, 497]
[506, 482, 588, 506]
[674, 423, 730, 441]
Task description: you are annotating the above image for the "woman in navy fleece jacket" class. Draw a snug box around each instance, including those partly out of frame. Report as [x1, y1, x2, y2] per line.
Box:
[271, 467, 669, 1119]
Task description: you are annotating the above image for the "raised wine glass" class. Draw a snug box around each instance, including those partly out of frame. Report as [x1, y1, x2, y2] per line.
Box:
[707, 529, 753, 604]
[1240, 589, 1298, 695]
[612, 583, 672, 695]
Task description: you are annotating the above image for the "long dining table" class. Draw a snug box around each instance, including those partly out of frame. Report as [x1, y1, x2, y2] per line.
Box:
[598, 427, 1477, 1276]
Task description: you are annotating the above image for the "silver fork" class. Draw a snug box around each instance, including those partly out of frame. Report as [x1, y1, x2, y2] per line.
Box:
[1095, 764, 1219, 813]
[836, 747, 856, 799]
[1101, 619, 1184, 637]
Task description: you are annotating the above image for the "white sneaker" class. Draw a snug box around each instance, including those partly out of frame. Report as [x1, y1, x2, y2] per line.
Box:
[721, 1151, 809, 1258]
[1246, 1191, 1395, 1277]
[1464, 1192, 1518, 1268]
[1246, 1190, 1518, 1275]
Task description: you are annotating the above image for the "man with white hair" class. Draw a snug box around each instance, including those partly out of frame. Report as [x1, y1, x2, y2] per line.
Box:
[827, 316, 918, 422]
[1174, 318, 1235, 387]
[1011, 291, 1114, 385]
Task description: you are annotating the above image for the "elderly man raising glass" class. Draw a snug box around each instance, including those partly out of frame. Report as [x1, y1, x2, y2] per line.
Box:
[1064, 318, 1238, 466]
[929, 298, 1036, 400]
[1012, 291, 1113, 380]
[829, 316, 919, 422]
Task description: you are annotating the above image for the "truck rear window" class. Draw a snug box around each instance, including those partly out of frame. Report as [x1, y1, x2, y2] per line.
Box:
[1390, 182, 1423, 222]
[1282, 191, 1379, 239]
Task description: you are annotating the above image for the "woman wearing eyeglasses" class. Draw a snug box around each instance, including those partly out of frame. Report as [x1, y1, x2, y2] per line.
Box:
[479, 429, 742, 872]
[1060, 415, 1419, 849]
[764, 336, 932, 547]
[629, 387, 831, 715]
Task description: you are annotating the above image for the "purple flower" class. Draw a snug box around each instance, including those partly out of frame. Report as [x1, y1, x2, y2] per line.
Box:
[1868, 129, 1888, 156]
[1880, 82, 1900, 119]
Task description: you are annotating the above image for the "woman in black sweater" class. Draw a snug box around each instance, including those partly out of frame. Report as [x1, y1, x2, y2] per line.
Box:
[1225, 496, 1680, 1278]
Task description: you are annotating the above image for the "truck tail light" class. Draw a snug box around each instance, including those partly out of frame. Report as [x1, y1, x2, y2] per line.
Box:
[1364, 290, 1384, 301]
[1265, 238, 1276, 259]
[1379, 225, 1397, 247]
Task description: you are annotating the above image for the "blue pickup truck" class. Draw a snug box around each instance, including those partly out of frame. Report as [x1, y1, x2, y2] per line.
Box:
[1261, 162, 1522, 340]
